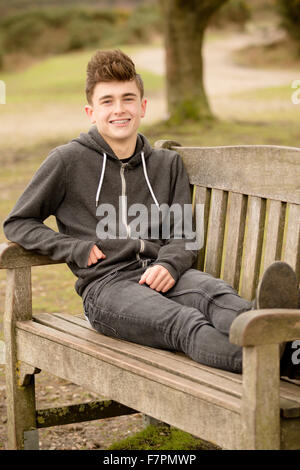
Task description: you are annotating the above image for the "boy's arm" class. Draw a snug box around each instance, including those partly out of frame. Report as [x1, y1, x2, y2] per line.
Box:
[3, 150, 94, 268]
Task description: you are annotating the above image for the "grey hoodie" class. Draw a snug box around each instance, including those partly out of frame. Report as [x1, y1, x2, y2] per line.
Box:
[3, 126, 197, 297]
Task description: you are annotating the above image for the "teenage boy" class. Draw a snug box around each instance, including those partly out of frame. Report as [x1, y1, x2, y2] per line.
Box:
[3, 50, 299, 375]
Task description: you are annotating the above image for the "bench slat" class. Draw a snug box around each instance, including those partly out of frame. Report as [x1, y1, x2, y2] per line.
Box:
[193, 186, 210, 271]
[239, 196, 266, 300]
[204, 189, 227, 278]
[176, 145, 300, 204]
[221, 192, 247, 291]
[281, 203, 300, 281]
[260, 200, 285, 275]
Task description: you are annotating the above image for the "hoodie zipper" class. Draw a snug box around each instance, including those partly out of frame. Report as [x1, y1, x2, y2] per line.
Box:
[120, 163, 131, 238]
[120, 163, 147, 267]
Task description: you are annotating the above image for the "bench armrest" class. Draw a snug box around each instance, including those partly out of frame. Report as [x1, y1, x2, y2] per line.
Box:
[230, 309, 300, 346]
[0, 242, 64, 269]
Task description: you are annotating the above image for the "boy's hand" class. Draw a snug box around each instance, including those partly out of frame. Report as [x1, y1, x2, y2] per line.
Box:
[87, 244, 106, 266]
[139, 264, 175, 293]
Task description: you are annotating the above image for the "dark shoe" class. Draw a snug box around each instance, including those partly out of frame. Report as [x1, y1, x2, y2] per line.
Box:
[256, 261, 299, 310]
[254, 261, 299, 366]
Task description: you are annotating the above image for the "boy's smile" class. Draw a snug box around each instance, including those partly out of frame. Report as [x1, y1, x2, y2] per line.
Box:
[85, 80, 147, 157]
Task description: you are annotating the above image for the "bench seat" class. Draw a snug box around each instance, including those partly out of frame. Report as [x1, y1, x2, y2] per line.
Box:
[15, 312, 300, 450]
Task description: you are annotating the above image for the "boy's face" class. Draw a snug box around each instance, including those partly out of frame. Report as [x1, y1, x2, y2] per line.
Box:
[85, 80, 147, 147]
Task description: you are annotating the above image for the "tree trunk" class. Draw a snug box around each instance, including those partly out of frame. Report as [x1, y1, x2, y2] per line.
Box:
[160, 0, 229, 124]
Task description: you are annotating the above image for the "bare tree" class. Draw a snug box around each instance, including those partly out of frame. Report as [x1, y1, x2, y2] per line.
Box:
[160, 0, 229, 124]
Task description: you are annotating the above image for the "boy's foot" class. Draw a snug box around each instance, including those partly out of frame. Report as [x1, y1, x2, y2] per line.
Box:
[255, 261, 299, 310]
[255, 261, 300, 378]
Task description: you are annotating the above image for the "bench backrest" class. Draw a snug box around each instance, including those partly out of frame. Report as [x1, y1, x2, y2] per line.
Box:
[156, 142, 300, 301]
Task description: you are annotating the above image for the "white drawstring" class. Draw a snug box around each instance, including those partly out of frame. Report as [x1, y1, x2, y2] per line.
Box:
[141, 151, 160, 210]
[96, 151, 160, 210]
[96, 153, 107, 207]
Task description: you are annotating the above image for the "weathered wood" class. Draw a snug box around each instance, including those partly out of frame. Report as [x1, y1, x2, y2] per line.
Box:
[16, 319, 241, 412]
[204, 189, 227, 278]
[281, 203, 300, 281]
[36, 313, 300, 417]
[36, 400, 137, 428]
[15, 324, 243, 449]
[4, 267, 38, 449]
[33, 312, 243, 399]
[19, 363, 41, 387]
[193, 186, 210, 271]
[239, 196, 266, 300]
[154, 140, 181, 150]
[260, 199, 285, 275]
[241, 343, 280, 449]
[0, 242, 63, 269]
[230, 309, 300, 346]
[171, 145, 300, 204]
[221, 192, 247, 291]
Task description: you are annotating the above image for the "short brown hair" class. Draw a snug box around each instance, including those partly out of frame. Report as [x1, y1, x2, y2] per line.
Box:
[86, 49, 144, 104]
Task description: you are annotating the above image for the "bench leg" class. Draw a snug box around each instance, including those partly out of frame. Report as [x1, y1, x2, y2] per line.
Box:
[5, 359, 39, 449]
[4, 267, 39, 449]
[241, 344, 280, 449]
[142, 414, 170, 428]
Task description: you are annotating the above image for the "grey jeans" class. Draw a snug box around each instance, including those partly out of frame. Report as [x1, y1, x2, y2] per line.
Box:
[83, 259, 252, 373]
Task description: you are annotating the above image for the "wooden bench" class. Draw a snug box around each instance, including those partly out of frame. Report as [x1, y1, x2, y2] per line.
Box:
[1, 141, 300, 450]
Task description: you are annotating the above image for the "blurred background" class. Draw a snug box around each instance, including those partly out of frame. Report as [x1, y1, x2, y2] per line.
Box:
[0, 0, 300, 449]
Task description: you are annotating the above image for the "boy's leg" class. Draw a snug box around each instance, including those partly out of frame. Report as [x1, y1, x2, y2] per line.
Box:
[166, 263, 300, 378]
[165, 268, 252, 336]
[83, 264, 245, 373]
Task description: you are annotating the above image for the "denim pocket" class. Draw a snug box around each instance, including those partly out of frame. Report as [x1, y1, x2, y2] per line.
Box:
[91, 313, 121, 339]
[83, 270, 121, 338]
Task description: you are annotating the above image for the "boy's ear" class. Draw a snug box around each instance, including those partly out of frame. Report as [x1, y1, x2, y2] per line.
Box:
[141, 98, 147, 118]
[85, 104, 96, 123]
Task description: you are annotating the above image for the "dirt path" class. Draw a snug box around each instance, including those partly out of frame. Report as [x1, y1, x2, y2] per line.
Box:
[132, 29, 300, 120]
[133, 30, 298, 96]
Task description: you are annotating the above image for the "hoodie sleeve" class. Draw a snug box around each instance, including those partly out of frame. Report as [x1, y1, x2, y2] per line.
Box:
[152, 153, 198, 282]
[3, 150, 94, 268]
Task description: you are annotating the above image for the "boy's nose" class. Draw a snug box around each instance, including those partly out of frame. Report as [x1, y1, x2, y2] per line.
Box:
[113, 101, 125, 114]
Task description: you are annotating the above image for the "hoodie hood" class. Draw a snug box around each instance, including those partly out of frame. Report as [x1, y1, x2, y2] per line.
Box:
[73, 125, 152, 168]
[72, 125, 159, 208]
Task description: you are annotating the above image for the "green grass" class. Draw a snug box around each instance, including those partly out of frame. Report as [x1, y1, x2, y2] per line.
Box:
[108, 424, 219, 451]
[143, 118, 300, 147]
[1, 45, 164, 105]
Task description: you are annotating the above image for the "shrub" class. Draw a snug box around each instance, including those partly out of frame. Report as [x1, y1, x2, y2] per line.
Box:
[210, 0, 252, 29]
[276, 0, 300, 43]
[0, 5, 161, 62]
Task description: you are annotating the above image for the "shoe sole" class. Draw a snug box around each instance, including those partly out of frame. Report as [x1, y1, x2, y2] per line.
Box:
[256, 261, 299, 310]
